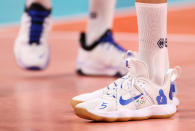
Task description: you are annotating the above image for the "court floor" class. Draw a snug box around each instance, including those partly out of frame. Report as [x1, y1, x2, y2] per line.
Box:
[0, 5, 195, 131]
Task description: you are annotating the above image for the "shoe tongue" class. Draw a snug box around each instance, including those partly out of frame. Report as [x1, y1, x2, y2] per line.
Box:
[26, 3, 52, 12]
[126, 58, 149, 79]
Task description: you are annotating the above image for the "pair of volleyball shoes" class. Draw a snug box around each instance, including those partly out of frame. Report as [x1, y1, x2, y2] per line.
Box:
[14, 3, 127, 77]
[71, 52, 180, 122]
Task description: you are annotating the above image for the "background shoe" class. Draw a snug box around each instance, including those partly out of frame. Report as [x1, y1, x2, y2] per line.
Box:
[76, 29, 131, 77]
[14, 3, 51, 70]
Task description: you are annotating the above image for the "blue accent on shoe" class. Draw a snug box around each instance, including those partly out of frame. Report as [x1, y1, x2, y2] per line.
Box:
[127, 51, 132, 56]
[99, 102, 108, 109]
[119, 94, 142, 106]
[120, 84, 123, 89]
[156, 89, 167, 105]
[98, 30, 126, 52]
[126, 60, 129, 68]
[169, 82, 176, 100]
[28, 10, 50, 45]
[114, 82, 117, 87]
[80, 29, 127, 52]
[26, 66, 41, 71]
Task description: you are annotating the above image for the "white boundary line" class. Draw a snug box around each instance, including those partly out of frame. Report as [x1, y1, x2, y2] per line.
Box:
[49, 31, 195, 43]
[1, 31, 195, 43]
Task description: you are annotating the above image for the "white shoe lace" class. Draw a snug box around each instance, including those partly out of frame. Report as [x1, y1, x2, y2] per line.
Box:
[102, 50, 138, 99]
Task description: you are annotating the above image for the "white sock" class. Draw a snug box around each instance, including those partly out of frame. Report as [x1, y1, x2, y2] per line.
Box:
[86, 0, 116, 45]
[136, 2, 169, 85]
[26, 0, 52, 9]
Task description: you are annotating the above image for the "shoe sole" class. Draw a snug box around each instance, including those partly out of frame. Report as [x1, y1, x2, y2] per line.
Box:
[15, 53, 50, 71]
[74, 105, 176, 122]
[26, 66, 42, 71]
[71, 99, 179, 110]
[71, 99, 83, 108]
[14, 42, 50, 71]
[71, 97, 179, 110]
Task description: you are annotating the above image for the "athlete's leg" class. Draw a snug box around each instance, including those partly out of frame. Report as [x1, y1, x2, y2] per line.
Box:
[73, 0, 179, 121]
[86, 0, 116, 45]
[76, 0, 130, 77]
[136, 0, 179, 106]
[26, 0, 52, 9]
[136, 0, 169, 85]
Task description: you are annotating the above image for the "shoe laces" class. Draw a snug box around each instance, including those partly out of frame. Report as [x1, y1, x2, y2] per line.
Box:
[28, 10, 50, 45]
[102, 51, 138, 99]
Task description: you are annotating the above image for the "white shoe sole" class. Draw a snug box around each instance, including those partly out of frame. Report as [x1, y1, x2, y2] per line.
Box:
[75, 104, 176, 122]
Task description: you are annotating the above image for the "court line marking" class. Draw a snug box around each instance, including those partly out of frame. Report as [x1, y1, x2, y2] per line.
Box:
[1, 31, 195, 43]
[50, 32, 195, 43]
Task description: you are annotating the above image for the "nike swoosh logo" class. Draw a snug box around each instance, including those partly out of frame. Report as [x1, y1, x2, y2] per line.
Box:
[119, 94, 143, 106]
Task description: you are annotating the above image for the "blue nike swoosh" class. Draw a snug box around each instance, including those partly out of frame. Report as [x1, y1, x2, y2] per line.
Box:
[119, 94, 143, 106]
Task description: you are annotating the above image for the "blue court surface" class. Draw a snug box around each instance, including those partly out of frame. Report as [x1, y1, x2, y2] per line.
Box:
[0, 0, 194, 25]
